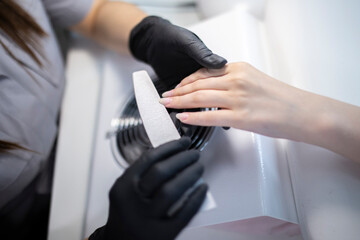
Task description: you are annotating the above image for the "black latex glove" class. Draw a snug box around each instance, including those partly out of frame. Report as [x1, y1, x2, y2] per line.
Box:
[89, 137, 208, 240]
[129, 16, 227, 89]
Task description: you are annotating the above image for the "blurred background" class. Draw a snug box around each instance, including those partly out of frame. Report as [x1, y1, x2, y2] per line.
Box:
[49, 1, 360, 240]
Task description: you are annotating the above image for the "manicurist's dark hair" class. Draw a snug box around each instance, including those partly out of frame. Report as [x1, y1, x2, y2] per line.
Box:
[0, 0, 47, 153]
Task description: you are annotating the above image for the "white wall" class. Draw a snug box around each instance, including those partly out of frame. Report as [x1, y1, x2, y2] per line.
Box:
[263, 0, 360, 106]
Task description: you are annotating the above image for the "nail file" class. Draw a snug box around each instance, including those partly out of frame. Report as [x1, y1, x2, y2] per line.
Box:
[133, 70, 216, 215]
[133, 70, 180, 147]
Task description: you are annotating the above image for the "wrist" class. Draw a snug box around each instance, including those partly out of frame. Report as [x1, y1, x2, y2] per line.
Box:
[274, 86, 323, 144]
[289, 89, 335, 147]
[304, 95, 359, 159]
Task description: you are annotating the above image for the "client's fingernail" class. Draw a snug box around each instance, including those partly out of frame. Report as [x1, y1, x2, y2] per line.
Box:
[175, 83, 181, 88]
[176, 113, 189, 121]
[162, 90, 173, 97]
[159, 98, 172, 106]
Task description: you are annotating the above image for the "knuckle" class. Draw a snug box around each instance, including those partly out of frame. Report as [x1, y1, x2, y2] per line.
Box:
[136, 154, 148, 167]
[232, 76, 244, 87]
[192, 81, 200, 90]
[191, 92, 202, 104]
[152, 163, 169, 178]
[182, 78, 191, 85]
[237, 61, 250, 69]
[222, 76, 233, 85]
[178, 87, 188, 97]
[188, 149, 201, 161]
[235, 108, 249, 123]
[160, 184, 176, 200]
[171, 88, 179, 96]
[228, 92, 245, 109]
[178, 150, 199, 166]
[226, 77, 242, 91]
[178, 86, 187, 94]
[143, 151, 155, 163]
[172, 96, 182, 106]
[234, 90, 247, 101]
[192, 162, 204, 178]
[234, 70, 248, 80]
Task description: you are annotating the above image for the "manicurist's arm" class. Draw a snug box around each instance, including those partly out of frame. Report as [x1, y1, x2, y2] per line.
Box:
[72, 0, 147, 54]
[71, 0, 227, 89]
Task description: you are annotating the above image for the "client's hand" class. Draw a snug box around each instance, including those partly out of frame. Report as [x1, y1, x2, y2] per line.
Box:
[159, 62, 316, 141]
[159, 62, 360, 163]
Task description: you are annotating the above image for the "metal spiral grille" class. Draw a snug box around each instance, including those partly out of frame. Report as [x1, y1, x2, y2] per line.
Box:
[110, 81, 215, 168]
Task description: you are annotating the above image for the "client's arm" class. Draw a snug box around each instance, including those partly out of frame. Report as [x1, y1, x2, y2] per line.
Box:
[160, 62, 360, 163]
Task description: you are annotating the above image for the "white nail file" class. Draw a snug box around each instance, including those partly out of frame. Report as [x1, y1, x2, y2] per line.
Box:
[133, 70, 216, 215]
[133, 70, 180, 148]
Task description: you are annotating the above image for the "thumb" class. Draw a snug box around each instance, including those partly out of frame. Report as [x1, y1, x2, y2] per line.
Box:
[185, 37, 227, 69]
[201, 53, 228, 69]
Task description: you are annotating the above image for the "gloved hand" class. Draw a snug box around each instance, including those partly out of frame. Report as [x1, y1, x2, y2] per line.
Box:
[129, 16, 227, 89]
[89, 137, 207, 240]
